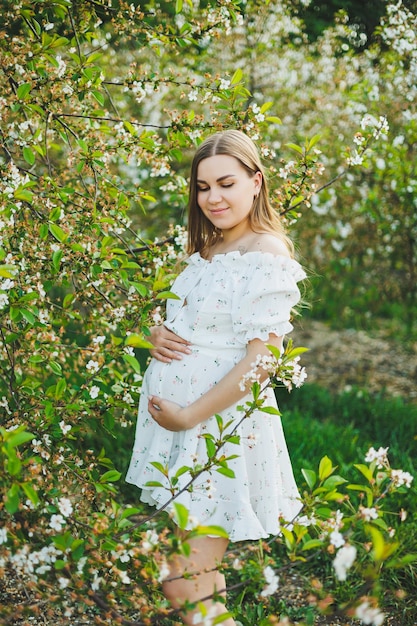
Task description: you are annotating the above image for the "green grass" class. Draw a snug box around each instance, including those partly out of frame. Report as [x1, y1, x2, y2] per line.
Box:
[278, 383, 417, 478]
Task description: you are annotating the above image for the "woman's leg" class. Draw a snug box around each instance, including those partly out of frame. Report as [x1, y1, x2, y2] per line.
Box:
[162, 535, 236, 626]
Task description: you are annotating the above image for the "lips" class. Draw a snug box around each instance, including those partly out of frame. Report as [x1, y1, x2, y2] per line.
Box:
[210, 208, 229, 215]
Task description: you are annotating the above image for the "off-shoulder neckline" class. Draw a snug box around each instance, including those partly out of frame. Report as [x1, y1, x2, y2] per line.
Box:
[189, 250, 296, 264]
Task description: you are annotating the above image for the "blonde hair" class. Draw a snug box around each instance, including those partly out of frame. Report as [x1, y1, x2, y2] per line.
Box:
[186, 129, 293, 257]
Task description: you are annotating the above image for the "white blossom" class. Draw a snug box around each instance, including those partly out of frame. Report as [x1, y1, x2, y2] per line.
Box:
[390, 469, 413, 488]
[142, 529, 159, 552]
[365, 446, 389, 468]
[192, 605, 219, 625]
[260, 565, 279, 597]
[329, 530, 345, 548]
[86, 359, 99, 373]
[333, 544, 357, 581]
[58, 497, 73, 518]
[0, 279, 14, 290]
[347, 150, 364, 166]
[58, 576, 70, 589]
[0, 528, 8, 544]
[89, 385, 100, 399]
[355, 600, 385, 626]
[0, 293, 9, 309]
[157, 561, 170, 582]
[359, 506, 378, 521]
[219, 78, 231, 90]
[59, 421, 72, 435]
[91, 571, 103, 590]
[49, 514, 66, 531]
[0, 396, 11, 414]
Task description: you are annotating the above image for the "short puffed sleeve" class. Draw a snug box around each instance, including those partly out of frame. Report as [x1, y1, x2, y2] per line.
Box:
[231, 253, 306, 344]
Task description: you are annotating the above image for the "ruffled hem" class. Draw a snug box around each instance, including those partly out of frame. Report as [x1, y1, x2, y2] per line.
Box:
[138, 485, 303, 542]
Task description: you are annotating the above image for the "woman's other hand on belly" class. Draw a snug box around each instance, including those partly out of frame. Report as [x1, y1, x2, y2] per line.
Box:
[149, 325, 192, 363]
[148, 395, 195, 431]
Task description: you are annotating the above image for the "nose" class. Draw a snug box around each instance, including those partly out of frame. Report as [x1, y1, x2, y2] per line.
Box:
[208, 188, 222, 204]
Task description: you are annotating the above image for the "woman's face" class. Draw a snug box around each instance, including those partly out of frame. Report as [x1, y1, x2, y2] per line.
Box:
[196, 154, 262, 238]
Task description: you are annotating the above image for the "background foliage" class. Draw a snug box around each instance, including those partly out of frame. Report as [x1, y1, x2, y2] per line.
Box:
[1, 0, 416, 624]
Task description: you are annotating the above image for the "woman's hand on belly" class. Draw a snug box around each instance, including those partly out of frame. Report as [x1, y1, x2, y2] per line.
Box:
[149, 325, 192, 363]
[148, 395, 194, 432]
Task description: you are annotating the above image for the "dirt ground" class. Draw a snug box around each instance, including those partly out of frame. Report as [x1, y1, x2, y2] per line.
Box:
[293, 319, 417, 402]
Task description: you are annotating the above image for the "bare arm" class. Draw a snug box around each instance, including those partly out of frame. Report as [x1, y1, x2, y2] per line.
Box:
[149, 325, 191, 363]
[148, 333, 283, 431]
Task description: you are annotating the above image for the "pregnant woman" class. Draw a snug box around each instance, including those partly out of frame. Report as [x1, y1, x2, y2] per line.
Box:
[126, 129, 306, 625]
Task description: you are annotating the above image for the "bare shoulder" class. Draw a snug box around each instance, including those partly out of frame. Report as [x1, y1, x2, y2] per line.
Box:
[247, 233, 291, 258]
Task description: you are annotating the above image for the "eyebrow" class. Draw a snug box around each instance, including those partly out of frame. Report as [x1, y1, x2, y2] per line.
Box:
[197, 174, 237, 184]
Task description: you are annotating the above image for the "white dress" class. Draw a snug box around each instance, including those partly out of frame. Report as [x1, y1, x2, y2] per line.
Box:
[126, 251, 306, 542]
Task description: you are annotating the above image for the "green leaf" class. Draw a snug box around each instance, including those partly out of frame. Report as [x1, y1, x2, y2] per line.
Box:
[260, 406, 281, 415]
[175, 0, 183, 12]
[123, 121, 137, 136]
[174, 465, 190, 479]
[14, 188, 33, 202]
[354, 463, 374, 483]
[120, 507, 142, 520]
[21, 309, 36, 325]
[21, 482, 40, 506]
[386, 553, 417, 568]
[230, 68, 243, 85]
[286, 142, 304, 155]
[149, 461, 168, 476]
[156, 290, 181, 300]
[216, 466, 235, 479]
[17, 83, 31, 100]
[100, 470, 122, 483]
[55, 377, 67, 399]
[366, 525, 389, 561]
[122, 354, 141, 374]
[92, 90, 105, 106]
[63, 293, 75, 308]
[266, 116, 282, 125]
[172, 502, 189, 529]
[5, 484, 20, 514]
[49, 361, 63, 375]
[49, 223, 68, 243]
[6, 452, 22, 476]
[323, 475, 348, 490]
[205, 437, 216, 458]
[260, 101, 273, 114]
[285, 346, 309, 359]
[125, 334, 154, 349]
[307, 134, 321, 151]
[301, 468, 317, 489]
[193, 525, 229, 538]
[302, 539, 324, 551]
[7, 430, 35, 448]
[10, 306, 22, 321]
[23, 147, 35, 165]
[318, 456, 334, 481]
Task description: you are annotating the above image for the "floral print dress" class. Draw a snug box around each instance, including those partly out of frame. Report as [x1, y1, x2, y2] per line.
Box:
[126, 251, 306, 542]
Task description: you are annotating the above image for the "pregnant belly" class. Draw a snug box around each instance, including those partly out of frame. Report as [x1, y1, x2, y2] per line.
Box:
[145, 348, 241, 407]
